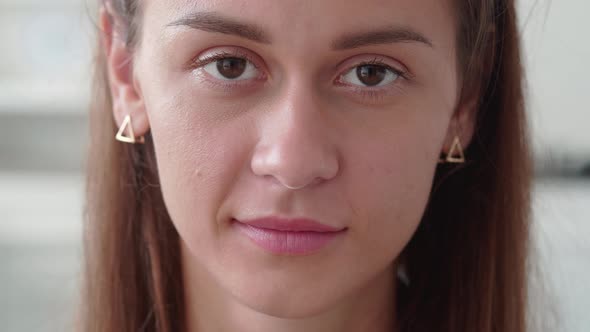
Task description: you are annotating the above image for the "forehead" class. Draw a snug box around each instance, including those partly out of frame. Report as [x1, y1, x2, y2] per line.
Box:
[141, 0, 456, 52]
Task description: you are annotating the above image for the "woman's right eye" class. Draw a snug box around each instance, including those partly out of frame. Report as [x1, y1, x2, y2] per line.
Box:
[202, 57, 260, 81]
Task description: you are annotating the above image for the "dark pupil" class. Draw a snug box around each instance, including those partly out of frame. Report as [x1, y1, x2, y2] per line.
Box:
[356, 65, 387, 86]
[216, 58, 247, 79]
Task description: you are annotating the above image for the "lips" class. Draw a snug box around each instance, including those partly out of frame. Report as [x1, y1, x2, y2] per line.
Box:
[235, 217, 345, 232]
[231, 217, 347, 255]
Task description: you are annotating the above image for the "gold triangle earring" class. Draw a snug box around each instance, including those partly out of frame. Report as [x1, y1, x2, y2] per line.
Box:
[438, 135, 465, 164]
[115, 114, 145, 144]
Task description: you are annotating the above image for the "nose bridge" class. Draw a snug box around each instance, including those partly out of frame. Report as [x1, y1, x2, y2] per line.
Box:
[278, 82, 324, 141]
[250, 80, 340, 189]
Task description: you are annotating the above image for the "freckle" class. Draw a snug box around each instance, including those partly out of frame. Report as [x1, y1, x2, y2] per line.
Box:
[193, 169, 203, 177]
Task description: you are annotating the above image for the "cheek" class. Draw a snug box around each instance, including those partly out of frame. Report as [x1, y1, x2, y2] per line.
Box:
[144, 91, 252, 254]
[344, 121, 441, 259]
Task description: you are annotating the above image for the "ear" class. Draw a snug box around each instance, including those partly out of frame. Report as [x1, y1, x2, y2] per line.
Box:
[442, 91, 478, 155]
[99, 6, 150, 137]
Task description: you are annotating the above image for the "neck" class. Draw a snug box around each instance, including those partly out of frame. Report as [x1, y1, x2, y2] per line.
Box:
[182, 251, 398, 332]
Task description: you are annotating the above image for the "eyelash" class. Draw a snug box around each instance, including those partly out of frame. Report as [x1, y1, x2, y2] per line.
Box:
[336, 57, 408, 102]
[189, 50, 264, 89]
[190, 51, 408, 102]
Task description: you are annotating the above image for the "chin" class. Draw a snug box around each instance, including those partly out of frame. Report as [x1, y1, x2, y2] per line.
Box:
[221, 261, 346, 319]
[232, 284, 337, 319]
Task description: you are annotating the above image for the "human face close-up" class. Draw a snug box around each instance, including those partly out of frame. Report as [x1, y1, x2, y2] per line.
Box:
[108, 0, 475, 322]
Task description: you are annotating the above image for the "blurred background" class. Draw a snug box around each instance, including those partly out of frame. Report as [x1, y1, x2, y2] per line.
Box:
[0, 0, 588, 331]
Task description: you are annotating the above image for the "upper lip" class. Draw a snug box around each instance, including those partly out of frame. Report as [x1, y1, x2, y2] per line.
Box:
[234, 216, 346, 232]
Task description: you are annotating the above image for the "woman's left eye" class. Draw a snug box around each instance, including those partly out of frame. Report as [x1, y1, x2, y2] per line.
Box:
[340, 64, 401, 87]
[201, 57, 260, 81]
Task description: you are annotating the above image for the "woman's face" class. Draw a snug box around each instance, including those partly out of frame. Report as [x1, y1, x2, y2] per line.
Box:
[110, 0, 473, 318]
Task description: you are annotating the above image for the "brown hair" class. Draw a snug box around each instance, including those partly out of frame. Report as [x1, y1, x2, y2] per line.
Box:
[81, 0, 532, 331]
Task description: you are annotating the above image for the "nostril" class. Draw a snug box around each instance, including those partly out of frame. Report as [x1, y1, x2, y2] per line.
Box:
[283, 182, 307, 190]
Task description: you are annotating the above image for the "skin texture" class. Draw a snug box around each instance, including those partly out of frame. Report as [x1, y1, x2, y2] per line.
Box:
[102, 0, 477, 331]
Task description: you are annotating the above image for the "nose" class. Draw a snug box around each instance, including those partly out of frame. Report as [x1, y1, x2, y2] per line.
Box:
[250, 86, 340, 190]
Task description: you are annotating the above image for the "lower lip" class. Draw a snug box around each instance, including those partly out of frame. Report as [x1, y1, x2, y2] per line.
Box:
[232, 220, 346, 255]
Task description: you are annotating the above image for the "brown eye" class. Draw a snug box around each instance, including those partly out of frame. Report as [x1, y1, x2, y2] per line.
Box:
[216, 58, 247, 79]
[356, 65, 387, 86]
[202, 56, 259, 81]
[340, 63, 400, 88]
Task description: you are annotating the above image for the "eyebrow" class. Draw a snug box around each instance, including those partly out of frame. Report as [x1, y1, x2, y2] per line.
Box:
[166, 12, 271, 44]
[331, 27, 433, 50]
[166, 11, 433, 50]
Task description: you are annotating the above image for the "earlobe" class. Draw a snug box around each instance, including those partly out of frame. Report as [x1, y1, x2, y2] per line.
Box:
[443, 93, 478, 154]
[99, 6, 150, 138]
